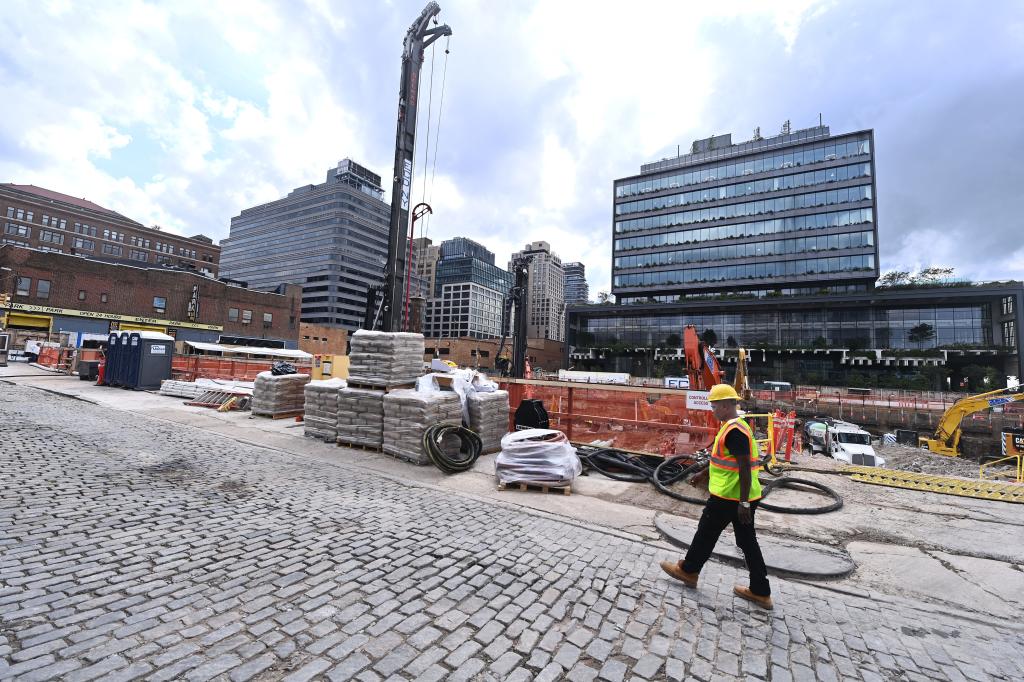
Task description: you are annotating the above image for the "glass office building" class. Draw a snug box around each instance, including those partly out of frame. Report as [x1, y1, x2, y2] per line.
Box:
[425, 237, 513, 339]
[564, 262, 589, 304]
[567, 126, 1023, 384]
[219, 160, 390, 329]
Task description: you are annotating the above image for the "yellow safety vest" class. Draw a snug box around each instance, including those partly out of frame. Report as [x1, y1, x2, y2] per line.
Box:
[708, 417, 762, 501]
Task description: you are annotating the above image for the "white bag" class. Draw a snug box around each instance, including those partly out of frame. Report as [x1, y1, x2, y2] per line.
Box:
[495, 429, 581, 486]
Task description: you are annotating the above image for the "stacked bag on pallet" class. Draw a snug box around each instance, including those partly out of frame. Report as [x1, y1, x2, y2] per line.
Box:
[382, 389, 462, 465]
[495, 429, 582, 487]
[336, 387, 385, 448]
[467, 390, 510, 454]
[348, 330, 425, 387]
[252, 371, 310, 416]
[303, 378, 347, 441]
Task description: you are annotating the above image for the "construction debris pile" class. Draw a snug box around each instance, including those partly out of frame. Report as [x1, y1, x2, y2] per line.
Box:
[159, 378, 254, 400]
[348, 330, 425, 387]
[468, 390, 510, 454]
[877, 443, 994, 478]
[303, 378, 347, 441]
[336, 387, 386, 449]
[252, 371, 310, 417]
[495, 429, 582, 488]
[383, 389, 463, 465]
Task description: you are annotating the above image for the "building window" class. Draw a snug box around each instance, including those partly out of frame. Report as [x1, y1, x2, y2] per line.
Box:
[263, 312, 273, 327]
[15, 208, 24, 220]
[101, 243, 123, 257]
[40, 230, 65, 245]
[72, 237, 95, 251]
[26, 211, 33, 222]
[1002, 296, 1015, 316]
[78, 290, 87, 301]
[1004, 320, 1017, 349]
[129, 249, 148, 262]
[37, 280, 50, 299]
[153, 296, 166, 314]
[242, 309, 252, 324]
[15, 277, 30, 296]
[228, 307, 239, 322]
[5, 223, 30, 238]
[101, 293, 108, 303]
[5, 207, 12, 218]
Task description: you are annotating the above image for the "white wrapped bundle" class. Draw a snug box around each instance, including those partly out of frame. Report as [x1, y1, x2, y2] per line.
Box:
[252, 372, 310, 416]
[382, 389, 462, 465]
[467, 390, 509, 454]
[303, 378, 346, 441]
[348, 330, 425, 386]
[336, 387, 385, 448]
[495, 429, 582, 487]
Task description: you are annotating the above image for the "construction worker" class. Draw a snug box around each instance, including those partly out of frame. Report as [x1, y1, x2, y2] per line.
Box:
[659, 383, 772, 609]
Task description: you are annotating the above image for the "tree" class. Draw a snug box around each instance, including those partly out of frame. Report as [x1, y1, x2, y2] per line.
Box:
[914, 266, 955, 284]
[907, 323, 935, 349]
[877, 270, 911, 287]
[596, 291, 613, 304]
[701, 328, 718, 347]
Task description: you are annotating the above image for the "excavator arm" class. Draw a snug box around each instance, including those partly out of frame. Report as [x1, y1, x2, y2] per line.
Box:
[683, 325, 722, 390]
[920, 386, 1024, 456]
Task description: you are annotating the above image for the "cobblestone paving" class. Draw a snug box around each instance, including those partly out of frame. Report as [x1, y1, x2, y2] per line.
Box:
[1, 382, 1022, 681]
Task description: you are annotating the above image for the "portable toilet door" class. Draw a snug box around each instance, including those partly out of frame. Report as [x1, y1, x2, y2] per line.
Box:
[124, 332, 142, 389]
[104, 332, 119, 386]
[113, 332, 131, 386]
[136, 332, 175, 390]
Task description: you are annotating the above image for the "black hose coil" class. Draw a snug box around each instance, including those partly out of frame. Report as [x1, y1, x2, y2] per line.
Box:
[423, 423, 483, 474]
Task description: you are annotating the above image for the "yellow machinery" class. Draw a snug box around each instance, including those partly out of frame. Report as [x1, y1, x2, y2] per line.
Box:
[919, 386, 1024, 457]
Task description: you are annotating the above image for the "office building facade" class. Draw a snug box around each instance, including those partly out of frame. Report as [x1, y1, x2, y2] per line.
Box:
[411, 237, 440, 300]
[219, 160, 390, 329]
[1, 184, 219, 276]
[511, 241, 565, 342]
[425, 237, 512, 339]
[564, 262, 589, 304]
[567, 126, 1023, 386]
[613, 126, 877, 303]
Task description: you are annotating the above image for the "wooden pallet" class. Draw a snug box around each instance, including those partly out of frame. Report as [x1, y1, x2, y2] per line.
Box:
[337, 440, 383, 452]
[251, 410, 303, 420]
[497, 482, 571, 496]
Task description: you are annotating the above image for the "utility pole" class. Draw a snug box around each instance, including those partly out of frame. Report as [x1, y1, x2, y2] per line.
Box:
[379, 2, 452, 332]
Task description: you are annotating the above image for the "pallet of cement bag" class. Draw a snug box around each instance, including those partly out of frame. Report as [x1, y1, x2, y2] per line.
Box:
[467, 390, 510, 455]
[252, 371, 310, 416]
[303, 378, 345, 441]
[336, 386, 385, 449]
[382, 389, 462, 466]
[347, 330, 425, 387]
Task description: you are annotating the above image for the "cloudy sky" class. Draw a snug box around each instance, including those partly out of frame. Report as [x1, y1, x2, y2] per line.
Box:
[2, 0, 1022, 296]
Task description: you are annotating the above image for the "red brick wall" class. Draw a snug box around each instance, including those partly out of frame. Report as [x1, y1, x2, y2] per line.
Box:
[0, 246, 297, 342]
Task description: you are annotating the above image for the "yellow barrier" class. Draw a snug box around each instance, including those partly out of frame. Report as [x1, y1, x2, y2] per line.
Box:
[844, 465, 1024, 504]
[979, 454, 1024, 483]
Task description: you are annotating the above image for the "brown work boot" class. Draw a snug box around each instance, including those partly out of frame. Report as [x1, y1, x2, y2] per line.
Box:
[733, 585, 773, 610]
[659, 560, 698, 587]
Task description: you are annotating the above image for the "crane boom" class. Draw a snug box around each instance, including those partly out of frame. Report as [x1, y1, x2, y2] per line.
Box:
[920, 386, 1024, 456]
[375, 2, 452, 332]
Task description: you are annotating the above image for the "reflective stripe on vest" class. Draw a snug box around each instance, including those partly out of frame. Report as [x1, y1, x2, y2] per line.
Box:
[708, 417, 762, 501]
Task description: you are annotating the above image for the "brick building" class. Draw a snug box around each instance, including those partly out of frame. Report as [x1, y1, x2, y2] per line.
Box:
[423, 336, 566, 373]
[1, 184, 220, 277]
[299, 323, 349, 356]
[0, 245, 299, 347]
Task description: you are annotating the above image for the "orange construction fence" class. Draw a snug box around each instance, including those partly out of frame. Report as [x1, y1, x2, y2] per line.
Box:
[172, 354, 312, 382]
[499, 378, 719, 456]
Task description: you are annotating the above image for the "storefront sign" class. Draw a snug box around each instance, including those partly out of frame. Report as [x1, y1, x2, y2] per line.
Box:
[187, 284, 200, 322]
[5, 302, 222, 331]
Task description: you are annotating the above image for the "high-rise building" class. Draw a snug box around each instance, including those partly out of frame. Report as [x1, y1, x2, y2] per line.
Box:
[219, 159, 389, 329]
[612, 125, 878, 303]
[425, 237, 512, 339]
[566, 125, 1024, 385]
[563, 262, 589, 304]
[411, 237, 440, 299]
[510, 241, 565, 342]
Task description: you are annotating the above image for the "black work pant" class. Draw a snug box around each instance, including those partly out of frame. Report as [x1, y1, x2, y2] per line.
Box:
[682, 495, 771, 596]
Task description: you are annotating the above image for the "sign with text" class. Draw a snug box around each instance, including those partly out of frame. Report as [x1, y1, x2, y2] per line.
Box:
[664, 376, 690, 390]
[400, 159, 412, 211]
[686, 390, 712, 411]
[6, 302, 221, 331]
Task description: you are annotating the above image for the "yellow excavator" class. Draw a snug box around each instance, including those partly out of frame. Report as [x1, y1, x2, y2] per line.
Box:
[919, 386, 1024, 457]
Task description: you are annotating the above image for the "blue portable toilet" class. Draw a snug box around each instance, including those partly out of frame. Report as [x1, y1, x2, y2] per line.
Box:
[132, 332, 174, 390]
[124, 332, 142, 389]
[104, 332, 119, 386]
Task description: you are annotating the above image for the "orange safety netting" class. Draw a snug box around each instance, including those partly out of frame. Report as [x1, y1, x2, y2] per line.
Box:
[499, 380, 719, 456]
[171, 355, 312, 382]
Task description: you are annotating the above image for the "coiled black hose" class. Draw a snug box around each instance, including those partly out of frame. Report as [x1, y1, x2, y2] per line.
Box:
[423, 424, 483, 474]
[579, 446, 844, 514]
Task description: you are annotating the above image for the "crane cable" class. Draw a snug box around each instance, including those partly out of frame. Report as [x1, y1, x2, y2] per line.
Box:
[419, 39, 437, 210]
[423, 35, 451, 239]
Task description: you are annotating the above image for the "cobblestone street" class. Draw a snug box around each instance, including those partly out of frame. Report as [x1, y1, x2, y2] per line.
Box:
[1, 382, 1022, 681]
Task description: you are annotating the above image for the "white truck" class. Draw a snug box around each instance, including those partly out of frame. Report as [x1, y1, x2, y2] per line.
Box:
[804, 418, 885, 467]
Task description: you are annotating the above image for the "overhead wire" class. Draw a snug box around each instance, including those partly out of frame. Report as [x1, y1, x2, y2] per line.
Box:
[423, 34, 451, 240]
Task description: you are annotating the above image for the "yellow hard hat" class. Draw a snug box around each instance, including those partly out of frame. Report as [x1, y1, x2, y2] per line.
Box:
[708, 384, 741, 402]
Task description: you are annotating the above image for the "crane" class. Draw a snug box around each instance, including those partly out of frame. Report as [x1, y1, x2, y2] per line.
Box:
[495, 255, 532, 378]
[919, 386, 1024, 457]
[367, 2, 452, 332]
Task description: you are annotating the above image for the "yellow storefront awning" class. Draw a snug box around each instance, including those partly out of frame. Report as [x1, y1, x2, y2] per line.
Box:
[118, 322, 167, 334]
[4, 312, 51, 330]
